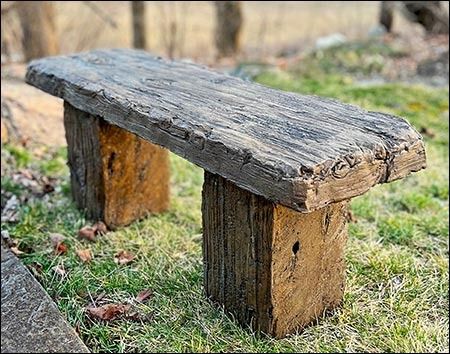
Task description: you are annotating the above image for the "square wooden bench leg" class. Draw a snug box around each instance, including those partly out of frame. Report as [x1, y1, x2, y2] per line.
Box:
[202, 172, 348, 338]
[63, 102, 170, 228]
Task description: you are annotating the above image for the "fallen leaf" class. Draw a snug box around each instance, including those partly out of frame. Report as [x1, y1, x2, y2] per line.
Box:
[10, 246, 24, 256]
[86, 303, 131, 321]
[49, 233, 68, 255]
[55, 242, 68, 255]
[53, 264, 66, 277]
[76, 249, 92, 263]
[78, 226, 96, 241]
[114, 250, 135, 265]
[135, 289, 153, 303]
[93, 221, 108, 235]
[12, 171, 40, 194]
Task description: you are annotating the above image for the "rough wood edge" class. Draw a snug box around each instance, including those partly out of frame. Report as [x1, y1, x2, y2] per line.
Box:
[26, 52, 427, 212]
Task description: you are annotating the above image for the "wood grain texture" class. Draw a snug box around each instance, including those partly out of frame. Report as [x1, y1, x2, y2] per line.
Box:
[64, 102, 169, 228]
[202, 172, 348, 337]
[27, 49, 426, 212]
[271, 199, 348, 337]
[64, 103, 104, 220]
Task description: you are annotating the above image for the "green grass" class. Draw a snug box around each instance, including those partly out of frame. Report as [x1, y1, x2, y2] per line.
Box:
[1, 57, 449, 352]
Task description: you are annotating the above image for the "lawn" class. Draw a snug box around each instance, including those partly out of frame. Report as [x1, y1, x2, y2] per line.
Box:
[1, 49, 448, 352]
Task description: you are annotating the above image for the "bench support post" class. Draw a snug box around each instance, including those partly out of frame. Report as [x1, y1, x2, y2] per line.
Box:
[202, 171, 348, 338]
[63, 102, 170, 228]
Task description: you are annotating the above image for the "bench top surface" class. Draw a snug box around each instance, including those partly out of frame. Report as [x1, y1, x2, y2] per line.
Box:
[26, 49, 426, 212]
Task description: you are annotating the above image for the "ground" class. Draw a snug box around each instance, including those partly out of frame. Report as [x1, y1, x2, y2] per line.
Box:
[1, 37, 449, 353]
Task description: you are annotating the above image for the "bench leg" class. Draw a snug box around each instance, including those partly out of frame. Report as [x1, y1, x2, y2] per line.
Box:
[63, 102, 170, 228]
[202, 171, 348, 338]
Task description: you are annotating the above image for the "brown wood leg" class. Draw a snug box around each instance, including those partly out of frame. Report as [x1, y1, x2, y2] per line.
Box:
[63, 102, 170, 228]
[202, 171, 348, 338]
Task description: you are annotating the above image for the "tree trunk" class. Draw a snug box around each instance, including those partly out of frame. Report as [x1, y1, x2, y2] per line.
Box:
[132, 1, 147, 49]
[214, 1, 242, 58]
[401, 1, 449, 34]
[17, 1, 59, 62]
[380, 1, 395, 32]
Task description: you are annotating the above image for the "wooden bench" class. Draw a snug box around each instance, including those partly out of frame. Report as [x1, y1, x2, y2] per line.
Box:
[25, 49, 426, 338]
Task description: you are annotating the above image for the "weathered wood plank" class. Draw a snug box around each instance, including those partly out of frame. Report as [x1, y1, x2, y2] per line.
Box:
[202, 172, 348, 337]
[26, 49, 426, 212]
[64, 102, 170, 228]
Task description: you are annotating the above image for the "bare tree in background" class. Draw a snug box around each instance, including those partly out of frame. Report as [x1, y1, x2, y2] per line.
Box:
[157, 2, 189, 59]
[380, 1, 394, 32]
[214, 1, 242, 58]
[132, 1, 146, 49]
[401, 1, 449, 34]
[380, 1, 449, 34]
[17, 1, 59, 61]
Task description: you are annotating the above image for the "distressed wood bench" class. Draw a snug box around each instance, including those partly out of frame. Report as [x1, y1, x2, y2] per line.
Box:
[26, 49, 426, 338]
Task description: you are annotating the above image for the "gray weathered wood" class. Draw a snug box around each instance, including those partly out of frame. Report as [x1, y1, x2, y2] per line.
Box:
[25, 49, 426, 212]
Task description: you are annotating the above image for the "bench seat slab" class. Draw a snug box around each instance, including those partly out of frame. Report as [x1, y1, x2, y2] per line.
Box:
[26, 49, 426, 213]
[202, 171, 347, 337]
[64, 102, 170, 228]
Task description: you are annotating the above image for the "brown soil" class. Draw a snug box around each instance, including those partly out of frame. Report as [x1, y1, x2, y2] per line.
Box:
[1, 64, 64, 146]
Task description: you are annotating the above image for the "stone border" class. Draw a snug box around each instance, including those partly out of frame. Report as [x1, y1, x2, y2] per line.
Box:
[1, 244, 89, 353]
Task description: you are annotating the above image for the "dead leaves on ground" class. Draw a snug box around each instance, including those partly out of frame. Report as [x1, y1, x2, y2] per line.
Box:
[2, 230, 25, 256]
[86, 288, 153, 322]
[78, 226, 96, 242]
[78, 221, 108, 242]
[76, 249, 92, 263]
[1, 170, 58, 223]
[10, 169, 56, 196]
[10, 246, 24, 256]
[49, 233, 68, 255]
[49, 225, 135, 267]
[86, 303, 131, 321]
[93, 221, 107, 235]
[114, 250, 135, 265]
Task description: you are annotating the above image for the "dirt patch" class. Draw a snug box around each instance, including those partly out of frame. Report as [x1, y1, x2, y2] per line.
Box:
[1, 64, 65, 147]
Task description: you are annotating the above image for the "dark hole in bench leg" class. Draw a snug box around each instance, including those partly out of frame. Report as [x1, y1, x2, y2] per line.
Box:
[202, 171, 348, 338]
[63, 101, 170, 228]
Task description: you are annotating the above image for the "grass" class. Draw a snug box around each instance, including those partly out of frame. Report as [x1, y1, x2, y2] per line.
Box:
[1, 53, 449, 352]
